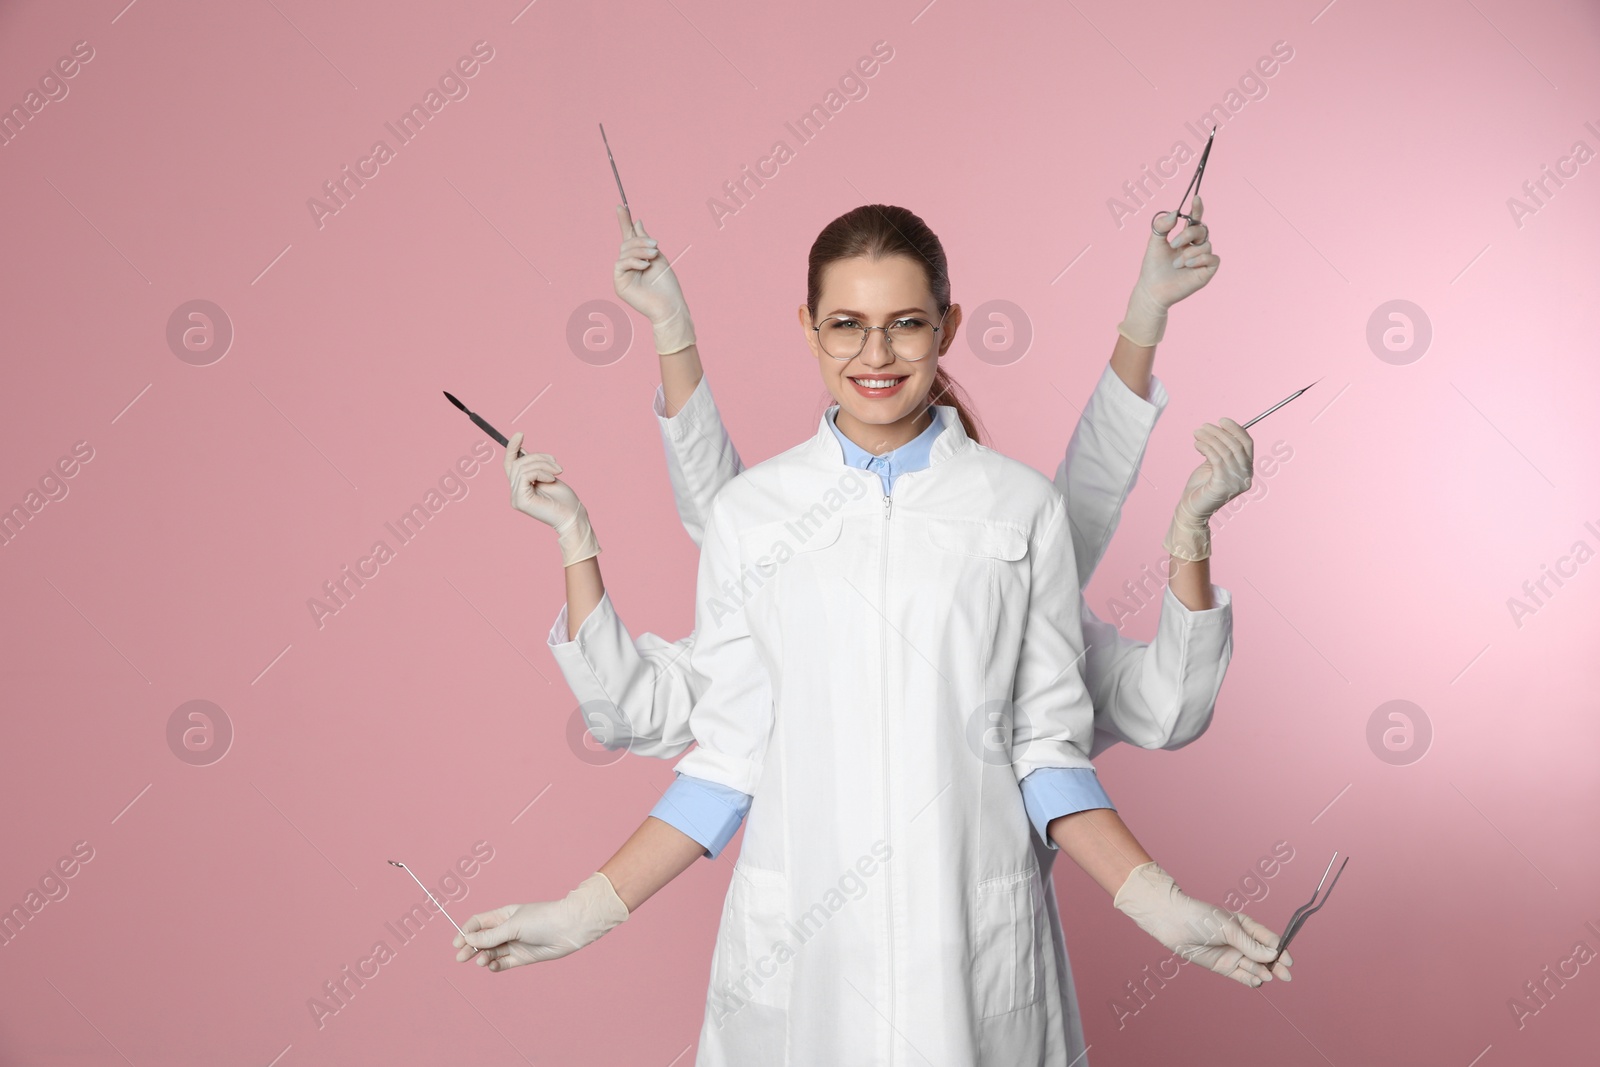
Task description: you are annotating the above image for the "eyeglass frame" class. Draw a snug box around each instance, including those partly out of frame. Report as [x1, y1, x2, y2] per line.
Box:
[808, 306, 951, 362]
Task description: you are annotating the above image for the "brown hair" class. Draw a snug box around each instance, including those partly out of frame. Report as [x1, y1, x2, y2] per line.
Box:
[805, 204, 985, 445]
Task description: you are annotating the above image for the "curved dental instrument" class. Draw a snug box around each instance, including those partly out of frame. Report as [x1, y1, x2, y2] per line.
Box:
[388, 859, 479, 955]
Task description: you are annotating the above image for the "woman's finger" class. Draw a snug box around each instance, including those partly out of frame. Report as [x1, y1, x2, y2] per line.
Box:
[503, 431, 525, 476]
[1204, 421, 1252, 473]
[514, 458, 561, 484]
[1216, 422, 1254, 470]
[512, 451, 560, 472]
[1172, 222, 1208, 250]
[615, 203, 633, 239]
[1191, 438, 1226, 479]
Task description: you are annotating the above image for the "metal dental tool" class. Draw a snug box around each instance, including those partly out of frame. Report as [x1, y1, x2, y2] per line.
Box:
[1265, 851, 1348, 969]
[600, 122, 631, 225]
[1154, 124, 1216, 235]
[1241, 380, 1319, 430]
[443, 390, 518, 455]
[388, 859, 479, 955]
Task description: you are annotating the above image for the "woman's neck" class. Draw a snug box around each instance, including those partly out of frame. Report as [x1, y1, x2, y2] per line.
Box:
[834, 405, 934, 456]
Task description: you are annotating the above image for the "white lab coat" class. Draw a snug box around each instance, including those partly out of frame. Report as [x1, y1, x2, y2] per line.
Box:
[548, 366, 1233, 761]
[546, 367, 1236, 1065]
[670, 400, 1111, 1064]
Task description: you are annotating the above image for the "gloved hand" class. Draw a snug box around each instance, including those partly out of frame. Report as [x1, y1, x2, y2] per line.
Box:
[612, 205, 696, 355]
[1163, 416, 1254, 562]
[1113, 861, 1292, 987]
[503, 432, 600, 566]
[454, 871, 630, 972]
[1117, 194, 1219, 347]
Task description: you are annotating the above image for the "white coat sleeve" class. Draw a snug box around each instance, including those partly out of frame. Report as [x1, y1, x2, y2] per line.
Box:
[545, 591, 698, 760]
[1010, 496, 1097, 781]
[1054, 364, 1167, 584]
[1083, 585, 1234, 757]
[653, 375, 746, 547]
[669, 492, 774, 795]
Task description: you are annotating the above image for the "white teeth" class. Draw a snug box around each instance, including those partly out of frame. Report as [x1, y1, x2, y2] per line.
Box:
[854, 378, 900, 388]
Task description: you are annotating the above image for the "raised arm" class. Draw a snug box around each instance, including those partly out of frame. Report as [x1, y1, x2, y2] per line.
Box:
[1082, 413, 1256, 759]
[612, 204, 747, 545]
[1067, 366, 1238, 757]
[1065, 195, 1238, 754]
[522, 208, 750, 763]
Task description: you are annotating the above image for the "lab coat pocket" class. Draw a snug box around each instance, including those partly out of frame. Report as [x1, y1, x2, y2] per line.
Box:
[970, 867, 1045, 1018]
[918, 520, 1029, 653]
[719, 863, 795, 1012]
[738, 516, 844, 598]
[923, 521, 1028, 563]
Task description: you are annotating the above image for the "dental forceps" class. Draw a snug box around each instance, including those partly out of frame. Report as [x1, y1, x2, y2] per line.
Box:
[1153, 124, 1216, 235]
[388, 860, 479, 955]
[1265, 851, 1348, 968]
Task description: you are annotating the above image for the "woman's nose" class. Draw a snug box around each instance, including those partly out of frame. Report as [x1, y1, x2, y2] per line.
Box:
[858, 331, 897, 366]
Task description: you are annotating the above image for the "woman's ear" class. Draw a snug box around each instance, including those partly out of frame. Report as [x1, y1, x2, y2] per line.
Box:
[798, 304, 822, 359]
[937, 304, 962, 357]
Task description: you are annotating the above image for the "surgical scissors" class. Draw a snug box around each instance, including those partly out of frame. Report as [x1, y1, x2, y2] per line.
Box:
[1265, 851, 1348, 968]
[1152, 125, 1216, 235]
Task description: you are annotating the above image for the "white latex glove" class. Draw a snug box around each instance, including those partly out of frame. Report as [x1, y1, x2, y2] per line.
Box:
[1113, 862, 1292, 988]
[612, 205, 696, 355]
[454, 872, 630, 972]
[1118, 194, 1220, 347]
[503, 431, 600, 567]
[1164, 417, 1254, 562]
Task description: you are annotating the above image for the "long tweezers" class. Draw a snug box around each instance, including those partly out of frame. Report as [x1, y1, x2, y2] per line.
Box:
[1267, 851, 1348, 967]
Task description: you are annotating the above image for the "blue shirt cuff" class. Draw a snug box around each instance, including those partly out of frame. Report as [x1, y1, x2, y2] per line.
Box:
[1020, 767, 1115, 850]
[649, 773, 752, 859]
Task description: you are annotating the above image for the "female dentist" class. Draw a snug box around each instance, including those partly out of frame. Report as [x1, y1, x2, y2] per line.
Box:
[460, 205, 1284, 1065]
[545, 197, 1236, 763]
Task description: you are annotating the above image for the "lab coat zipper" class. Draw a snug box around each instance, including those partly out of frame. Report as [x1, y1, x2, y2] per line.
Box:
[880, 489, 895, 1060]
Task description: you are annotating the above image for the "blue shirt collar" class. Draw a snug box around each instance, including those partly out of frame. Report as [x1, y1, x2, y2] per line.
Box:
[825, 405, 942, 486]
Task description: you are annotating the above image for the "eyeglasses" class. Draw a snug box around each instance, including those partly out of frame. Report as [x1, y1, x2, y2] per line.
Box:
[811, 308, 948, 362]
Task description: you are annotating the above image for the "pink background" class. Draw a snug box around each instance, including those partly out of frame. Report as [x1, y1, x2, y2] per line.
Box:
[2, 0, 1597, 1063]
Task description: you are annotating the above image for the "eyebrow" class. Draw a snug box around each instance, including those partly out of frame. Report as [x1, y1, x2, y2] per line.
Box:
[822, 306, 934, 319]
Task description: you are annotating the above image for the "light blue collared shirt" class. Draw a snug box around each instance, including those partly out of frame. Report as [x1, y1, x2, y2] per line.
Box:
[649, 405, 1114, 858]
[825, 404, 944, 495]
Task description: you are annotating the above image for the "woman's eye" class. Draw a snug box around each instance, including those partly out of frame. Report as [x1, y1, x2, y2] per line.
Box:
[829, 319, 861, 330]
[892, 318, 926, 329]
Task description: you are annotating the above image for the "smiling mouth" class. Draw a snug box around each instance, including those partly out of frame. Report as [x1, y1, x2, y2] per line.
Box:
[848, 374, 908, 390]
